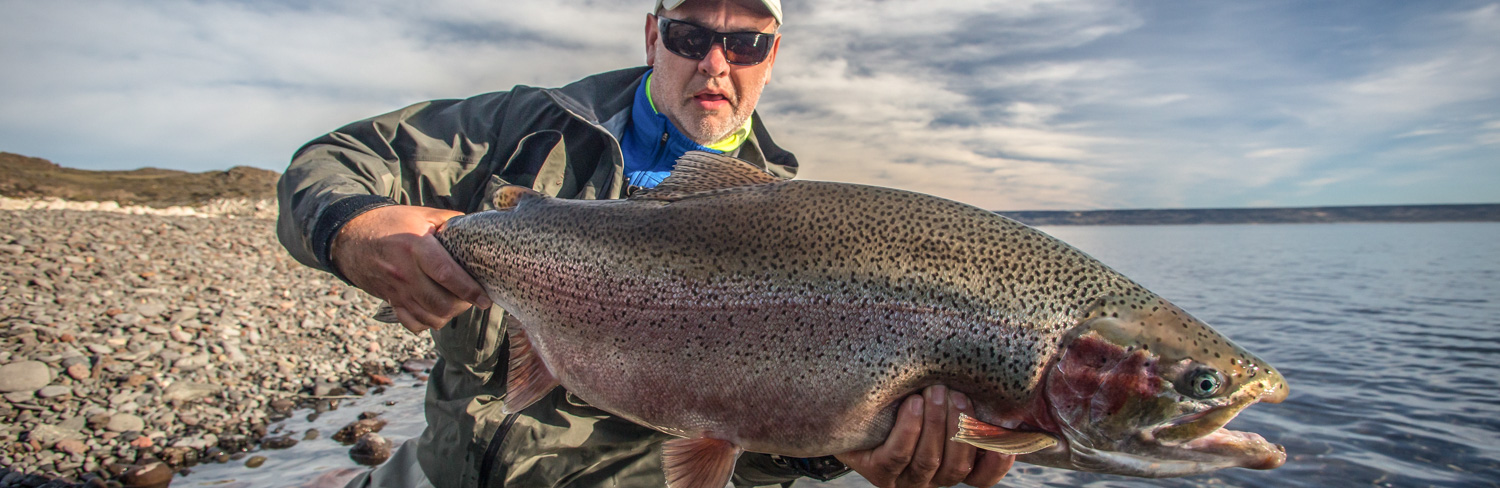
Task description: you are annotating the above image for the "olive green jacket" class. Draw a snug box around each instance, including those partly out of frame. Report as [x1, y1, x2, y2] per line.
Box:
[276, 67, 805, 488]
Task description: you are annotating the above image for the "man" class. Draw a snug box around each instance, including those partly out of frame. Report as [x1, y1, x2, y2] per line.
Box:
[278, 1, 1014, 486]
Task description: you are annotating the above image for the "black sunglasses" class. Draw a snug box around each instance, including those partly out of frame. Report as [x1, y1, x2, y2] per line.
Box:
[656, 16, 777, 66]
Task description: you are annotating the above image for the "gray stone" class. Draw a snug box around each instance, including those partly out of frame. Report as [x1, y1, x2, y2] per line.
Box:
[0, 361, 52, 392]
[58, 416, 86, 431]
[105, 413, 144, 433]
[5, 390, 36, 402]
[114, 313, 141, 326]
[85, 343, 114, 355]
[36, 386, 72, 398]
[162, 381, 222, 402]
[135, 303, 167, 317]
[175, 353, 211, 371]
[27, 424, 84, 447]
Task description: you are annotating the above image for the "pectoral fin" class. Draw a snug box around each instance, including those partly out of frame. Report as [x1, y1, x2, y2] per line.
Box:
[953, 414, 1059, 454]
[501, 325, 559, 414]
[372, 302, 399, 324]
[662, 437, 744, 488]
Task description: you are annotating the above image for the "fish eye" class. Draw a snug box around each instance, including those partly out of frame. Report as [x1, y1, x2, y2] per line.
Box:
[1180, 368, 1225, 399]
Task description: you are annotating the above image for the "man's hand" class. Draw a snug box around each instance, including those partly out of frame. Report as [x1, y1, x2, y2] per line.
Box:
[332, 205, 492, 333]
[836, 386, 1015, 488]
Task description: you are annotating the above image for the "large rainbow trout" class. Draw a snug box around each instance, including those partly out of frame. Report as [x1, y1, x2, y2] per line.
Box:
[435, 152, 1289, 488]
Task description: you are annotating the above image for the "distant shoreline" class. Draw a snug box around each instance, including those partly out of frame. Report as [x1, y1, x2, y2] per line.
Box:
[997, 203, 1500, 226]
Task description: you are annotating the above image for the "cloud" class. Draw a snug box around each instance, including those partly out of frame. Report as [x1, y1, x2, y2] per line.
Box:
[0, 0, 1495, 209]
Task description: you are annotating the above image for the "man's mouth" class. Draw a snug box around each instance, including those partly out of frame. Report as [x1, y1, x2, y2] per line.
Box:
[693, 91, 730, 110]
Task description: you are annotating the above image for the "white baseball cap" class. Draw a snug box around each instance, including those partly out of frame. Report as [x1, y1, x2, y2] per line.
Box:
[655, 0, 783, 25]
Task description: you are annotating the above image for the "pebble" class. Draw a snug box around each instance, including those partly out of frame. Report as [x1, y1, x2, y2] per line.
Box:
[36, 385, 72, 398]
[106, 414, 145, 433]
[0, 207, 435, 483]
[161, 381, 222, 403]
[65, 363, 91, 380]
[244, 455, 267, 468]
[348, 433, 392, 466]
[135, 303, 166, 317]
[332, 418, 387, 444]
[53, 439, 87, 455]
[0, 361, 52, 392]
[28, 424, 84, 447]
[260, 435, 298, 450]
[118, 461, 172, 488]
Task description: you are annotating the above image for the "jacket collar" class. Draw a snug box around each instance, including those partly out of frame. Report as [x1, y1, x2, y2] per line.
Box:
[541, 66, 799, 177]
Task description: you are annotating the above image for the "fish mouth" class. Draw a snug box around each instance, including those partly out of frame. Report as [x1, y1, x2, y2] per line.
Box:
[1149, 382, 1287, 470]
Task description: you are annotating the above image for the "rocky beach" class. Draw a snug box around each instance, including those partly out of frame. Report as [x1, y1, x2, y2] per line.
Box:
[0, 197, 436, 487]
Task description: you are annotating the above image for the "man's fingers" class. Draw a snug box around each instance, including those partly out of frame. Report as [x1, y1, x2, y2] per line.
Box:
[413, 238, 492, 309]
[964, 451, 1015, 487]
[931, 391, 976, 487]
[877, 396, 925, 477]
[897, 385, 949, 486]
[392, 306, 433, 334]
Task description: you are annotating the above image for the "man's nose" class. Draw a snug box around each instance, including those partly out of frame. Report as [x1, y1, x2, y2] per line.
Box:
[697, 42, 730, 77]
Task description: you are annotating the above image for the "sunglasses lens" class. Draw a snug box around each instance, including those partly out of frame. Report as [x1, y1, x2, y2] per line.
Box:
[722, 34, 772, 65]
[660, 18, 773, 66]
[664, 21, 714, 58]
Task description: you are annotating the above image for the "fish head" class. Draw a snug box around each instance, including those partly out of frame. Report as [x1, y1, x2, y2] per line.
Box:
[1025, 294, 1289, 477]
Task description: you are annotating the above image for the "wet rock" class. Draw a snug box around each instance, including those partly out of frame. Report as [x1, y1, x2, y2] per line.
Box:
[216, 434, 251, 453]
[303, 429, 320, 441]
[118, 461, 172, 488]
[158, 446, 197, 467]
[268, 398, 295, 414]
[401, 359, 435, 373]
[348, 433, 392, 466]
[244, 455, 267, 468]
[0, 361, 52, 392]
[332, 418, 387, 445]
[260, 434, 298, 450]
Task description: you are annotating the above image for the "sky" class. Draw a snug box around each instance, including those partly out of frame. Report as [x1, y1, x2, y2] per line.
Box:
[1, 0, 1496, 211]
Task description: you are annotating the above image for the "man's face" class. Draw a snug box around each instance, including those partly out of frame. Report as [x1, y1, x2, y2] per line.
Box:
[645, 0, 780, 145]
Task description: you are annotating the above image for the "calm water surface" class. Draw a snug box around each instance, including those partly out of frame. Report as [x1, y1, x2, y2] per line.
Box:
[183, 223, 1500, 487]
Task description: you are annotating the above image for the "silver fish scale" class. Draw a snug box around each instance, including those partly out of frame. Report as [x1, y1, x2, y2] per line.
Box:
[439, 179, 1147, 455]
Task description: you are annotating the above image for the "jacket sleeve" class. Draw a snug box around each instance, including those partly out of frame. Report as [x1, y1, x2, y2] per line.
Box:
[276, 94, 511, 281]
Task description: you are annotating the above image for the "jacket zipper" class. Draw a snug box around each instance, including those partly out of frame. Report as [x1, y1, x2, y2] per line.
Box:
[476, 411, 522, 488]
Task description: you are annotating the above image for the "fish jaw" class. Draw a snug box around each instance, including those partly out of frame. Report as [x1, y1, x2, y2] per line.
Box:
[1018, 295, 1289, 477]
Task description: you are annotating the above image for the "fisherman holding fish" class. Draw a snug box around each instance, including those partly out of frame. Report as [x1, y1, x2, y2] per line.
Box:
[278, 1, 1013, 487]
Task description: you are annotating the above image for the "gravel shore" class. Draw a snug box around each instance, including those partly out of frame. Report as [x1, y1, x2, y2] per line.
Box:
[0, 202, 435, 486]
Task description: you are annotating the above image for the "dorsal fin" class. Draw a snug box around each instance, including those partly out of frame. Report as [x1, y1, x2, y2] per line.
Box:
[632, 151, 783, 201]
[493, 185, 546, 210]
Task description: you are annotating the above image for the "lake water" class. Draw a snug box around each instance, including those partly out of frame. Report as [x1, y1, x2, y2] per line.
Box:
[182, 223, 1500, 487]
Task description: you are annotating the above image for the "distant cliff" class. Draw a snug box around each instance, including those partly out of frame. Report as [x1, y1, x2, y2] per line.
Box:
[0, 151, 278, 207]
[998, 204, 1500, 226]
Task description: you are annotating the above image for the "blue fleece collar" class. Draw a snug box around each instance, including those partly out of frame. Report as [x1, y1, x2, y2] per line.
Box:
[621, 70, 723, 189]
